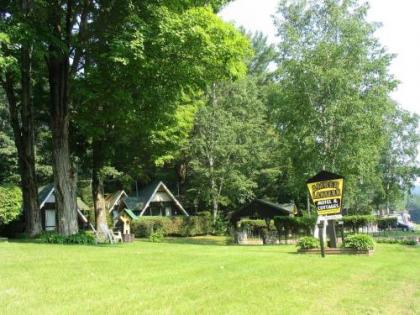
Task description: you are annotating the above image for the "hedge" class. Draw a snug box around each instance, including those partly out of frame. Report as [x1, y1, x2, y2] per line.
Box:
[377, 217, 398, 230]
[131, 214, 212, 237]
[238, 219, 275, 233]
[39, 231, 96, 245]
[342, 215, 376, 232]
[274, 215, 317, 235]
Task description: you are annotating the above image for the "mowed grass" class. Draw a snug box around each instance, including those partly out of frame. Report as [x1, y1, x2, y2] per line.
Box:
[0, 237, 419, 315]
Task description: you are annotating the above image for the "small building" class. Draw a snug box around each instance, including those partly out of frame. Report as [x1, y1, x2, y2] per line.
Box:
[123, 181, 189, 217]
[230, 199, 295, 224]
[38, 184, 90, 231]
[105, 190, 128, 223]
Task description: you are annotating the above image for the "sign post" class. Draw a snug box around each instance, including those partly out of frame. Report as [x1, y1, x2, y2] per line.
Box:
[307, 171, 344, 256]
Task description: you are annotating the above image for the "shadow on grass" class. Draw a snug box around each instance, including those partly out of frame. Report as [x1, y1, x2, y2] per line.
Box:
[4, 238, 128, 248]
[158, 236, 231, 246]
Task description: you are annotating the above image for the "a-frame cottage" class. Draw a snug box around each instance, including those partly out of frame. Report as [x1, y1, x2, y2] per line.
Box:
[106, 181, 189, 222]
[38, 184, 90, 231]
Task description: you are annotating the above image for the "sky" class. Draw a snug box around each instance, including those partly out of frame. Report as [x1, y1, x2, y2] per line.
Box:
[219, 0, 420, 116]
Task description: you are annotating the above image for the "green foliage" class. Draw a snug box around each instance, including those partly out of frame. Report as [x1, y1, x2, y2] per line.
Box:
[131, 216, 212, 237]
[239, 219, 271, 230]
[273, 215, 316, 235]
[342, 215, 376, 231]
[344, 234, 375, 250]
[39, 231, 96, 245]
[0, 185, 22, 225]
[373, 109, 419, 210]
[269, 0, 401, 211]
[188, 78, 278, 217]
[149, 229, 164, 243]
[375, 238, 417, 246]
[212, 215, 229, 235]
[297, 236, 319, 249]
[377, 217, 398, 230]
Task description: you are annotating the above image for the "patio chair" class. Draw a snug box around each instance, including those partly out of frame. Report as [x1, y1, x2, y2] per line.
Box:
[97, 223, 123, 244]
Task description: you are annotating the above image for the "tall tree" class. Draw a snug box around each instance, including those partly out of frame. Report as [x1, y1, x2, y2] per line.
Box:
[269, 0, 398, 210]
[374, 108, 419, 213]
[0, 2, 42, 236]
[72, 4, 251, 228]
[189, 79, 275, 222]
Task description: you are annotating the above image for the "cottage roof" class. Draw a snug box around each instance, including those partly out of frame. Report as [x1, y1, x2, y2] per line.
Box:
[230, 199, 294, 223]
[306, 171, 344, 183]
[122, 209, 137, 220]
[124, 181, 188, 216]
[105, 190, 127, 213]
[38, 184, 90, 213]
[38, 184, 55, 207]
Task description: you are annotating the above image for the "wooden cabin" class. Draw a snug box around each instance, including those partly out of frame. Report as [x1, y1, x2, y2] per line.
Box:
[38, 184, 90, 231]
[123, 181, 189, 217]
[106, 181, 188, 223]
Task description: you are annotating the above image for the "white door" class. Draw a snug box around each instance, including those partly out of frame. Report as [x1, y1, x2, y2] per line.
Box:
[165, 207, 172, 216]
[45, 209, 56, 231]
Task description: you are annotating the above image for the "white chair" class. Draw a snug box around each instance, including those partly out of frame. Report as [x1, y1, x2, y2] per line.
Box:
[98, 223, 122, 243]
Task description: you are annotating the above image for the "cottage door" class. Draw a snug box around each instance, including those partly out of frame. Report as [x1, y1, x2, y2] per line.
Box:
[45, 209, 56, 231]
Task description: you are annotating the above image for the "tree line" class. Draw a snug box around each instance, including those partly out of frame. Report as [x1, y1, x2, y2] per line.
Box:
[0, 0, 418, 235]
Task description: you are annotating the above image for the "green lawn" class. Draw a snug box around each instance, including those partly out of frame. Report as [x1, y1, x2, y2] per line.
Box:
[0, 237, 419, 315]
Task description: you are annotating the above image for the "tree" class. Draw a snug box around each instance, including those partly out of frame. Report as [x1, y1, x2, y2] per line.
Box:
[0, 3, 42, 236]
[374, 108, 419, 213]
[0, 92, 18, 183]
[269, 0, 398, 210]
[188, 79, 275, 222]
[72, 4, 251, 228]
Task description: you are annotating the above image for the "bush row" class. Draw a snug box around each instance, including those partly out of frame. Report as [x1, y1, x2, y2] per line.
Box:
[375, 238, 417, 246]
[131, 213, 212, 237]
[377, 217, 398, 229]
[274, 215, 317, 235]
[39, 231, 96, 245]
[238, 219, 275, 232]
[342, 215, 376, 231]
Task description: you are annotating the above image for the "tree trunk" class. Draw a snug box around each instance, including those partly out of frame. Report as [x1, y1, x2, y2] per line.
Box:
[46, 2, 78, 236]
[209, 155, 218, 224]
[1, 24, 42, 236]
[92, 140, 107, 229]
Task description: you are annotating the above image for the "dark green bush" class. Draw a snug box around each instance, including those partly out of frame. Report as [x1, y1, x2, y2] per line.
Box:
[131, 216, 212, 238]
[344, 234, 375, 250]
[274, 215, 316, 236]
[239, 219, 274, 232]
[297, 236, 319, 249]
[377, 217, 398, 230]
[39, 231, 96, 245]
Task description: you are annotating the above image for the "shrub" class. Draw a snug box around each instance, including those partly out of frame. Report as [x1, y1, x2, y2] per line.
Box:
[39, 231, 96, 245]
[213, 215, 229, 235]
[273, 215, 317, 238]
[377, 217, 398, 230]
[0, 185, 22, 225]
[131, 216, 211, 238]
[344, 234, 375, 250]
[149, 229, 164, 242]
[297, 236, 319, 249]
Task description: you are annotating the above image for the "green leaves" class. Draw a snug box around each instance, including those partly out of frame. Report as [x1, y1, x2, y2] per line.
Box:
[0, 184, 22, 224]
[269, 0, 402, 210]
